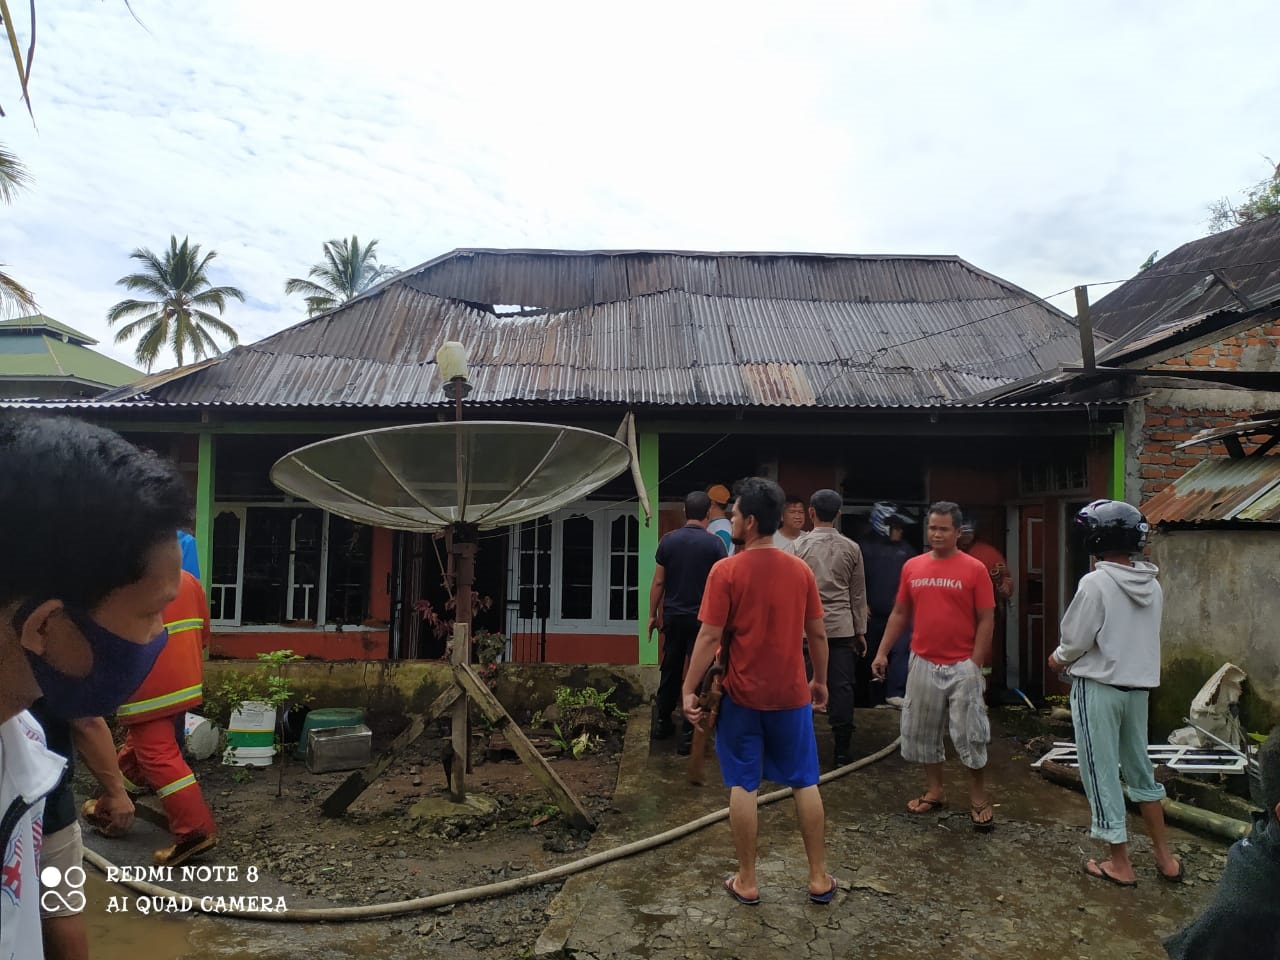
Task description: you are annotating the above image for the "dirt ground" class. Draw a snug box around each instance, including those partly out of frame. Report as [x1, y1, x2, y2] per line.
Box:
[82, 708, 1238, 960]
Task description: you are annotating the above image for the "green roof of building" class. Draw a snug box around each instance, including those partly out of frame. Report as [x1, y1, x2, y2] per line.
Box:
[0, 315, 140, 388]
[0, 313, 99, 345]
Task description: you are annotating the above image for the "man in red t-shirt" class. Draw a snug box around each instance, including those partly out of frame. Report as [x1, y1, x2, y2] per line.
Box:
[683, 477, 836, 907]
[872, 501, 997, 831]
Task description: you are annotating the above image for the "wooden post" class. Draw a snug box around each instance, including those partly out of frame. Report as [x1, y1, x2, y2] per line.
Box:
[320, 685, 461, 817]
[1075, 285, 1096, 375]
[453, 661, 595, 832]
[449, 621, 470, 801]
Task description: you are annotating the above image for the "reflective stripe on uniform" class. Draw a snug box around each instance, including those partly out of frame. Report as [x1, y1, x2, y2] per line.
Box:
[116, 683, 203, 718]
[155, 773, 197, 798]
[165, 617, 204, 635]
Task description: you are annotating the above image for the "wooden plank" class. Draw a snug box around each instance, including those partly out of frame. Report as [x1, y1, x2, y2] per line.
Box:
[452, 662, 596, 832]
[449, 622, 470, 801]
[320, 685, 460, 817]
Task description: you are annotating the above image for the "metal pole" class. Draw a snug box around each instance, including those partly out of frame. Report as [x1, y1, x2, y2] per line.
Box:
[448, 375, 474, 801]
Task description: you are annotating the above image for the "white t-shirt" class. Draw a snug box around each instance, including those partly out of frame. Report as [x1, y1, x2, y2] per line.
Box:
[707, 517, 734, 556]
[773, 531, 800, 554]
[1, 710, 66, 960]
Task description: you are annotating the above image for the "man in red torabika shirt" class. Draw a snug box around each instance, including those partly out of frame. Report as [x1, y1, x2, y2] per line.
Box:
[872, 501, 997, 831]
[91, 570, 218, 866]
[683, 477, 835, 907]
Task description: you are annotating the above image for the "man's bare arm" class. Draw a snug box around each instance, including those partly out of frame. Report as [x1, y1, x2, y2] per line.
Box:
[681, 623, 724, 723]
[71, 716, 134, 835]
[646, 563, 666, 635]
[971, 607, 995, 668]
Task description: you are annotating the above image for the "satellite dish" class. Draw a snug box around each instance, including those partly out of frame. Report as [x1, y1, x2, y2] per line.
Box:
[270, 421, 632, 531]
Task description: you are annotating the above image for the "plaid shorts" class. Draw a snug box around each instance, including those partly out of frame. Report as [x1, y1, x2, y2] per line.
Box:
[899, 654, 990, 769]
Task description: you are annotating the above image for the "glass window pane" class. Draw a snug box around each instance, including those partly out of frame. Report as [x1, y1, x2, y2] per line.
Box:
[560, 514, 594, 620]
[325, 515, 371, 625]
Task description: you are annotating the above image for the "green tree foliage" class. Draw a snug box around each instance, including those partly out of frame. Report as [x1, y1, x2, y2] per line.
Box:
[1208, 160, 1280, 233]
[0, 142, 34, 313]
[106, 235, 244, 371]
[285, 235, 398, 317]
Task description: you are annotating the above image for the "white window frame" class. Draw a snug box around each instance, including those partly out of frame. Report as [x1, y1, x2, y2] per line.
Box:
[210, 502, 367, 631]
[505, 500, 640, 636]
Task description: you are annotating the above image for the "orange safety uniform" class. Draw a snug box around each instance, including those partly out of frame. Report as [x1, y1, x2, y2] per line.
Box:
[116, 571, 217, 843]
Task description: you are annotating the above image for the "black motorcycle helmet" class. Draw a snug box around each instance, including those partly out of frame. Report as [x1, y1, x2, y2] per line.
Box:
[1075, 499, 1150, 557]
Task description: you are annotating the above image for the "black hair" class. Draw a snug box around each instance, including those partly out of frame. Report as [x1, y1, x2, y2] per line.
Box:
[683, 491, 711, 522]
[731, 477, 784, 536]
[809, 489, 842, 523]
[784, 494, 806, 508]
[1260, 725, 1280, 819]
[0, 416, 192, 610]
[928, 500, 964, 529]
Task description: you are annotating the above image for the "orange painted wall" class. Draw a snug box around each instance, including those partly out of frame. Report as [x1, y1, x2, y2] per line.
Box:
[212, 630, 389, 661]
[368, 527, 394, 622]
[510, 632, 636, 664]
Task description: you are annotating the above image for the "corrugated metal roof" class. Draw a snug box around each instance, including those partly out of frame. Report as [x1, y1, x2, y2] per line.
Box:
[1091, 217, 1280, 340]
[98, 268, 1088, 408]
[1143, 455, 1280, 524]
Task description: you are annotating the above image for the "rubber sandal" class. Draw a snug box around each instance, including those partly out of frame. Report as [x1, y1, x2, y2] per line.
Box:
[969, 800, 996, 832]
[1158, 861, 1185, 884]
[808, 875, 837, 904]
[723, 874, 760, 906]
[906, 795, 945, 814]
[1083, 859, 1137, 887]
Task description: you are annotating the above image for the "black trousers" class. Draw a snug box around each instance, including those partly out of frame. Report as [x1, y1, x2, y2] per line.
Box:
[655, 614, 701, 729]
[828, 637, 857, 730]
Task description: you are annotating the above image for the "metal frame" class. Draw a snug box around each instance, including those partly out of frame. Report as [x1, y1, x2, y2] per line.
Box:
[1033, 742, 1248, 774]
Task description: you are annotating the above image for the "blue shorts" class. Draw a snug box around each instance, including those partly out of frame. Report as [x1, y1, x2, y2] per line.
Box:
[714, 693, 820, 792]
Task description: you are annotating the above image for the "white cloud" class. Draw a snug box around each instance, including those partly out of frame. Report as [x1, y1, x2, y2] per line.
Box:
[0, 0, 1274, 367]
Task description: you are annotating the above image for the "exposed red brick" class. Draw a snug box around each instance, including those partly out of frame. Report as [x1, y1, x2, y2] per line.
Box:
[1150, 431, 1175, 441]
[1174, 456, 1198, 467]
[1141, 466, 1163, 479]
[1191, 346, 1215, 356]
[1188, 356, 1211, 366]
[1140, 453, 1174, 465]
[1167, 417, 1186, 427]
[1214, 358, 1239, 369]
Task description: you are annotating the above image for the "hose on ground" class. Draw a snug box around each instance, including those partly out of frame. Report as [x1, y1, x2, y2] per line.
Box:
[83, 736, 902, 923]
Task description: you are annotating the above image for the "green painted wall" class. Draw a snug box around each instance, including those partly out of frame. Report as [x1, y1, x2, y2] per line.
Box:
[636, 426, 659, 665]
[195, 431, 214, 593]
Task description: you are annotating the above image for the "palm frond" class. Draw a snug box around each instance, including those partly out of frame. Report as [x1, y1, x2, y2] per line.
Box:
[0, 143, 31, 203]
[190, 309, 239, 344]
[0, 0, 34, 119]
[0, 264, 36, 314]
[112, 312, 163, 342]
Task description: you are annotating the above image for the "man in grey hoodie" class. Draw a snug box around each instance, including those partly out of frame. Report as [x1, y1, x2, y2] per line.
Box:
[1048, 500, 1182, 886]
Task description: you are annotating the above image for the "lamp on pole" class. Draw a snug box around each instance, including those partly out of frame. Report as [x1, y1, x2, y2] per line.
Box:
[437, 340, 475, 801]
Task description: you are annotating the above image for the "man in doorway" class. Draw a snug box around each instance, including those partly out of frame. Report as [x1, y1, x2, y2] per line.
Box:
[871, 501, 997, 831]
[794, 489, 867, 767]
[861, 502, 915, 707]
[0, 415, 189, 960]
[959, 517, 1014, 602]
[647, 491, 727, 751]
[683, 477, 834, 906]
[1049, 499, 1181, 887]
[706, 484, 735, 556]
[773, 494, 807, 552]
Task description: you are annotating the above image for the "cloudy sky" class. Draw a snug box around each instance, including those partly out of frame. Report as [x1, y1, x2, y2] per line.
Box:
[0, 0, 1275, 370]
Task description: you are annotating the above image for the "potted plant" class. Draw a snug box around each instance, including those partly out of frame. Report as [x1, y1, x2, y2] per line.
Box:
[223, 650, 303, 770]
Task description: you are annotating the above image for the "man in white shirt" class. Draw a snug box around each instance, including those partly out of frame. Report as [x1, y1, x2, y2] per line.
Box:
[706, 484, 735, 556]
[772, 495, 807, 553]
[1, 415, 190, 959]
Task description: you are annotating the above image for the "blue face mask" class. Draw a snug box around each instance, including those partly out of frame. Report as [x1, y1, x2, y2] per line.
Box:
[18, 604, 169, 719]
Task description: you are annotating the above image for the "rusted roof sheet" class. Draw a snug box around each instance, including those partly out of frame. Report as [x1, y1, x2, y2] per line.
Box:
[1091, 217, 1280, 341]
[1143, 455, 1280, 525]
[96, 249, 1089, 409]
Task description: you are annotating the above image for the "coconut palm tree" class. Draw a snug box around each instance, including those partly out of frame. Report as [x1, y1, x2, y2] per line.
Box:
[106, 235, 244, 371]
[0, 143, 36, 314]
[285, 235, 398, 317]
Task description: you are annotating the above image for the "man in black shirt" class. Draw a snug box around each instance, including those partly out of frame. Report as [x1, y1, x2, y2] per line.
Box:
[647, 491, 728, 752]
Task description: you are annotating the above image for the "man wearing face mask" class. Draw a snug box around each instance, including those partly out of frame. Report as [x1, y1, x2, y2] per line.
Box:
[106, 569, 218, 867]
[0, 415, 189, 960]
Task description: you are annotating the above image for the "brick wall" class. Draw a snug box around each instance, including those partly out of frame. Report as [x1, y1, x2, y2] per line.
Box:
[1138, 319, 1280, 500]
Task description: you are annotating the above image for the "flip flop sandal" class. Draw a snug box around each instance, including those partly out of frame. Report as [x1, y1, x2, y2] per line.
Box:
[969, 801, 996, 832]
[723, 874, 760, 906]
[1083, 859, 1137, 887]
[808, 875, 838, 905]
[906, 795, 946, 814]
[1158, 861, 1185, 884]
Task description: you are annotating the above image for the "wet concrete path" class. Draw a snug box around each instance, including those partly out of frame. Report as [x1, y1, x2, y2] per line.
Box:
[83, 708, 1230, 958]
[538, 708, 1225, 960]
